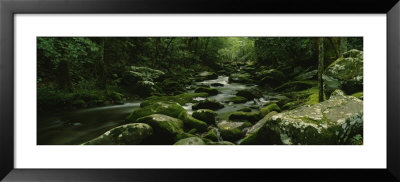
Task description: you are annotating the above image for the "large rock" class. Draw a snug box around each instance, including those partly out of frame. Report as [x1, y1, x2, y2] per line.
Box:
[275, 81, 317, 92]
[228, 112, 260, 123]
[174, 137, 205, 145]
[229, 73, 253, 83]
[236, 88, 263, 100]
[260, 103, 281, 117]
[217, 121, 252, 142]
[323, 49, 363, 96]
[83, 123, 153, 145]
[226, 96, 248, 104]
[239, 111, 279, 145]
[192, 109, 217, 124]
[178, 111, 208, 132]
[192, 99, 224, 111]
[244, 90, 363, 145]
[126, 101, 185, 123]
[202, 128, 220, 142]
[255, 69, 286, 86]
[196, 71, 218, 81]
[137, 114, 184, 144]
[194, 87, 219, 96]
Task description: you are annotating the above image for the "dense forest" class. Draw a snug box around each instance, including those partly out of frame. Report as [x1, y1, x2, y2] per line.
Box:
[37, 37, 363, 145]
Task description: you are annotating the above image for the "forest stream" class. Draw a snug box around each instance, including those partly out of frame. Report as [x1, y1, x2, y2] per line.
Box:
[37, 75, 266, 145]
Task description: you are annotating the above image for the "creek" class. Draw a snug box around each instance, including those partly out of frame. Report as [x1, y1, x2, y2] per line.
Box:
[37, 76, 269, 145]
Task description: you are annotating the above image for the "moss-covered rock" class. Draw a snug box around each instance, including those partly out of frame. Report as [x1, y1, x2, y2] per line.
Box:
[207, 141, 235, 145]
[178, 111, 208, 132]
[83, 123, 153, 145]
[228, 111, 260, 123]
[174, 137, 205, 145]
[323, 49, 363, 96]
[194, 87, 219, 96]
[192, 109, 217, 124]
[260, 103, 281, 117]
[136, 114, 184, 144]
[351, 92, 363, 100]
[140, 92, 208, 107]
[126, 101, 185, 123]
[256, 69, 286, 86]
[239, 111, 279, 145]
[192, 99, 224, 111]
[237, 108, 252, 112]
[217, 121, 252, 142]
[229, 73, 253, 83]
[202, 128, 219, 142]
[196, 71, 218, 81]
[270, 95, 291, 107]
[275, 80, 317, 92]
[236, 88, 263, 100]
[226, 96, 248, 104]
[175, 132, 198, 141]
[258, 93, 363, 145]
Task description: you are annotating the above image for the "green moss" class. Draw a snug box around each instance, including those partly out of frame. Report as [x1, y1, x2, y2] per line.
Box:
[260, 103, 281, 117]
[202, 128, 219, 142]
[137, 114, 184, 144]
[227, 96, 248, 104]
[126, 101, 185, 123]
[282, 101, 299, 111]
[194, 87, 219, 96]
[191, 109, 217, 124]
[140, 92, 209, 107]
[175, 132, 198, 141]
[228, 112, 260, 123]
[72, 99, 87, 108]
[275, 80, 317, 92]
[178, 111, 208, 132]
[351, 92, 363, 100]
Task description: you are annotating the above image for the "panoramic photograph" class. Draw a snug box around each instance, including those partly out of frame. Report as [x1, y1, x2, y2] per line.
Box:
[37, 37, 363, 145]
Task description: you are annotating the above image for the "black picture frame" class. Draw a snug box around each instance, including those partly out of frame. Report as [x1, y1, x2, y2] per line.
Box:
[1, 0, 399, 181]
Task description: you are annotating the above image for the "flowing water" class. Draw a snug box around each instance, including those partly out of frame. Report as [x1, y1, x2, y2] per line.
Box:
[37, 76, 268, 145]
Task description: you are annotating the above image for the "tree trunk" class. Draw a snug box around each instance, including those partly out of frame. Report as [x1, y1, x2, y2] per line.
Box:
[318, 37, 324, 102]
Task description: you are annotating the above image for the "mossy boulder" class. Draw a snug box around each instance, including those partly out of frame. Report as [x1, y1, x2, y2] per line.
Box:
[137, 114, 184, 144]
[194, 87, 219, 96]
[196, 71, 218, 81]
[269, 95, 291, 107]
[126, 101, 185, 123]
[256, 91, 363, 145]
[83, 123, 153, 145]
[217, 121, 252, 142]
[192, 109, 217, 124]
[236, 88, 263, 100]
[192, 99, 224, 111]
[178, 111, 208, 132]
[174, 137, 205, 145]
[275, 80, 317, 92]
[228, 112, 260, 123]
[256, 69, 286, 86]
[207, 141, 235, 145]
[323, 49, 363, 96]
[226, 96, 248, 104]
[140, 92, 208, 107]
[175, 132, 198, 141]
[239, 111, 279, 145]
[260, 103, 281, 117]
[229, 73, 253, 83]
[202, 128, 220, 142]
